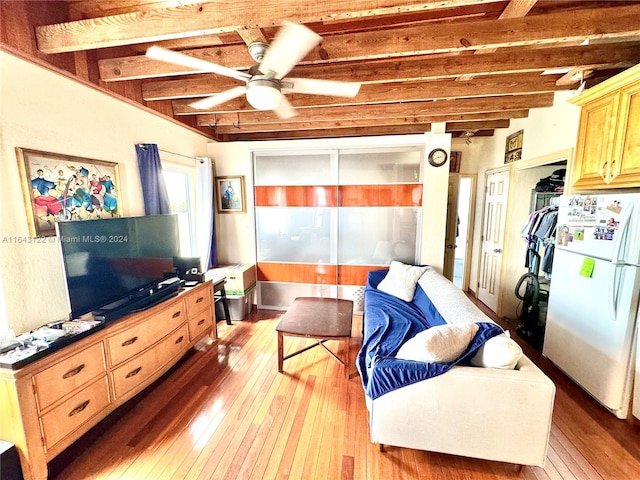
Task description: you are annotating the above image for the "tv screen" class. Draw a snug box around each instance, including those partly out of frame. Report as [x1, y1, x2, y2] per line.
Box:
[56, 214, 180, 319]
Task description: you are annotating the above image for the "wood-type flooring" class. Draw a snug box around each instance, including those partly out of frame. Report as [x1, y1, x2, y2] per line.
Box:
[50, 302, 640, 479]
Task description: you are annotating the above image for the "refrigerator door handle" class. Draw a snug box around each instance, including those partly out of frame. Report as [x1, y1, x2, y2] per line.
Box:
[609, 263, 620, 322]
[612, 203, 634, 264]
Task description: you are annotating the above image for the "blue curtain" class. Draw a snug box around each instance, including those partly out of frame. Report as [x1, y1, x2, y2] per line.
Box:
[135, 143, 170, 215]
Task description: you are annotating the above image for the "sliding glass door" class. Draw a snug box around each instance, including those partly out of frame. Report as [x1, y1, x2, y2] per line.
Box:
[254, 147, 423, 312]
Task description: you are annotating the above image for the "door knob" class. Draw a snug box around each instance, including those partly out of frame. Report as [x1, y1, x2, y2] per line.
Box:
[446, 244, 456, 249]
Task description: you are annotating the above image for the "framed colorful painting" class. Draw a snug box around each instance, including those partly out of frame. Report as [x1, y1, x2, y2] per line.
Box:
[16, 148, 122, 237]
[216, 175, 246, 213]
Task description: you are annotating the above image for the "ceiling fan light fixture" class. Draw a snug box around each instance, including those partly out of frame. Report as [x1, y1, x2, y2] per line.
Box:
[246, 77, 282, 110]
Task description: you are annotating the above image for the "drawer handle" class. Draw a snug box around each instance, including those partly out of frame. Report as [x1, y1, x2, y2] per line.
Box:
[121, 336, 138, 347]
[175, 336, 184, 345]
[126, 366, 142, 378]
[62, 364, 85, 379]
[172, 311, 182, 318]
[68, 400, 90, 417]
[197, 319, 205, 326]
[195, 297, 204, 304]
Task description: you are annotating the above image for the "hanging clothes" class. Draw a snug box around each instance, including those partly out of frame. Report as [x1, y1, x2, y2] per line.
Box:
[520, 205, 558, 277]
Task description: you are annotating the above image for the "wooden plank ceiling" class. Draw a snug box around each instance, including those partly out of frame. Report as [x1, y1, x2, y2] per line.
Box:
[11, 0, 640, 141]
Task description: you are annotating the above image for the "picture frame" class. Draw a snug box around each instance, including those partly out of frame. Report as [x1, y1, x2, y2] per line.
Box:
[505, 129, 524, 164]
[216, 175, 246, 213]
[16, 148, 122, 237]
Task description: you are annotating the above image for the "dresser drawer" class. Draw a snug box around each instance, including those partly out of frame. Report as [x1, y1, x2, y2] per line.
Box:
[111, 324, 188, 400]
[33, 342, 107, 412]
[107, 300, 185, 367]
[188, 305, 213, 340]
[185, 286, 212, 317]
[40, 375, 111, 450]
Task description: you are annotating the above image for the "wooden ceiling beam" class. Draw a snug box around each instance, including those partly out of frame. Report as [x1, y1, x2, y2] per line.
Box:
[456, 0, 537, 80]
[186, 93, 553, 124]
[170, 73, 565, 114]
[40, 4, 640, 73]
[139, 42, 640, 102]
[35, 0, 502, 53]
[99, 13, 640, 82]
[211, 118, 509, 134]
[216, 124, 497, 141]
[236, 28, 268, 46]
[197, 109, 528, 127]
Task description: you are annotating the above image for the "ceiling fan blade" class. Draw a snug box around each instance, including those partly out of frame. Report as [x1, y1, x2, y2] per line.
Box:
[146, 46, 250, 83]
[189, 86, 246, 110]
[284, 78, 361, 97]
[273, 95, 296, 119]
[258, 22, 321, 79]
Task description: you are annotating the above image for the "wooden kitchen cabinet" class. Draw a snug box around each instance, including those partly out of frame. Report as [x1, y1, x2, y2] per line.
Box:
[0, 282, 215, 480]
[570, 63, 640, 190]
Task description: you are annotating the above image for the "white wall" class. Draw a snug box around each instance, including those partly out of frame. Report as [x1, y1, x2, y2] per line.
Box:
[208, 133, 451, 272]
[0, 51, 211, 334]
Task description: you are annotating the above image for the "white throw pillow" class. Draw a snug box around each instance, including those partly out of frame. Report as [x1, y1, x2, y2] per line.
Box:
[377, 261, 428, 302]
[396, 323, 480, 363]
[470, 332, 522, 369]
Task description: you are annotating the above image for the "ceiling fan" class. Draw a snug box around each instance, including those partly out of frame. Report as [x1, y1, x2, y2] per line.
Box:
[146, 22, 361, 119]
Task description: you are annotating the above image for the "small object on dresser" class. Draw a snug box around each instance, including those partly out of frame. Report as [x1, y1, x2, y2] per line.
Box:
[0, 330, 20, 354]
[62, 320, 102, 334]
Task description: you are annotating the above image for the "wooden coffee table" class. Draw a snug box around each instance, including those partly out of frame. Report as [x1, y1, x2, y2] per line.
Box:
[276, 297, 354, 378]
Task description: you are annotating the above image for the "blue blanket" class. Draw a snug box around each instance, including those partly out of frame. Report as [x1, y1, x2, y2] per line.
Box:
[356, 270, 503, 399]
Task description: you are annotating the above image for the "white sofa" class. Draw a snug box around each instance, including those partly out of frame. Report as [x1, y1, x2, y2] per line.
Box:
[358, 265, 556, 467]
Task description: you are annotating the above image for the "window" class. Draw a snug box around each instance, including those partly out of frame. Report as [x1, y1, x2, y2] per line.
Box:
[163, 164, 196, 255]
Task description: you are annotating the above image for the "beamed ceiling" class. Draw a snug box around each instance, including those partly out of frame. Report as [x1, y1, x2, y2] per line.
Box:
[2, 0, 640, 142]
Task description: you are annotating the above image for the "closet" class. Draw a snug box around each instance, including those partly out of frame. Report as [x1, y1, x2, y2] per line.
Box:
[499, 151, 570, 349]
[513, 170, 563, 348]
[253, 147, 424, 313]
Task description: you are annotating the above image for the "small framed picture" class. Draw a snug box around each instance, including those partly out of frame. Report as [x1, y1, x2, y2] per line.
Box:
[505, 130, 524, 164]
[216, 176, 246, 213]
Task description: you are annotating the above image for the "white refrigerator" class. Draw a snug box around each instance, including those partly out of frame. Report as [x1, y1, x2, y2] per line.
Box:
[543, 193, 640, 419]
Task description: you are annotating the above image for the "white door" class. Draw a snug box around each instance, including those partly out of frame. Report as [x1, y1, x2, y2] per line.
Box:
[478, 169, 509, 311]
[443, 173, 460, 282]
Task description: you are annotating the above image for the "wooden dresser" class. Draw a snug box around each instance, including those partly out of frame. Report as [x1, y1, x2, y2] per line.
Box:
[0, 281, 215, 480]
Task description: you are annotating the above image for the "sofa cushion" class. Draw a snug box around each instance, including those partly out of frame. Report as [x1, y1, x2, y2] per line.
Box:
[417, 268, 494, 325]
[470, 332, 523, 369]
[377, 261, 428, 302]
[396, 323, 480, 363]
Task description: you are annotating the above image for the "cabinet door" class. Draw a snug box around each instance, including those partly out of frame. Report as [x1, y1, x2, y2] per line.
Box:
[572, 92, 620, 189]
[610, 81, 640, 187]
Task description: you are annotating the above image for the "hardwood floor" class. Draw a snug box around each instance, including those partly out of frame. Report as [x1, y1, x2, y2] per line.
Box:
[50, 305, 640, 480]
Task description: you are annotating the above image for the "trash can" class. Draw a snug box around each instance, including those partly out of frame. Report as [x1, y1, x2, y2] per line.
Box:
[0, 440, 23, 480]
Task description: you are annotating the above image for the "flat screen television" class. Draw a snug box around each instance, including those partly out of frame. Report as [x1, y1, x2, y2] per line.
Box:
[56, 214, 182, 321]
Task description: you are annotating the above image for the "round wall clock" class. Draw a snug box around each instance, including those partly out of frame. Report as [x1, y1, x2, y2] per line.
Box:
[428, 148, 448, 167]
